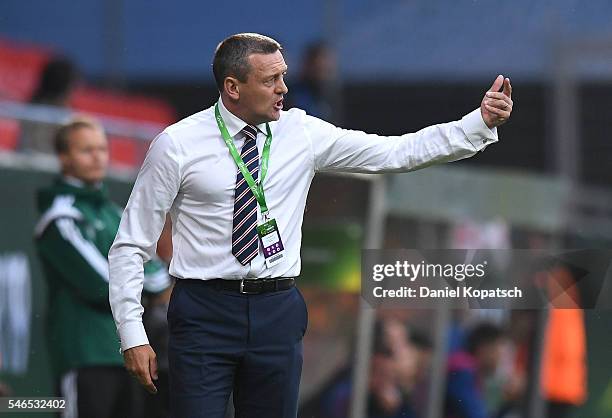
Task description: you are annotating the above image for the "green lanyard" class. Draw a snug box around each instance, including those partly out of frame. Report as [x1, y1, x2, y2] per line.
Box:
[215, 103, 273, 215]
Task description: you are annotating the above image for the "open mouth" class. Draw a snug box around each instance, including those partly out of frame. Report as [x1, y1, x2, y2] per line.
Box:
[274, 98, 284, 110]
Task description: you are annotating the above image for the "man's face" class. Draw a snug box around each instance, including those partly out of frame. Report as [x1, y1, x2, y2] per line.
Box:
[236, 50, 288, 125]
[59, 126, 109, 184]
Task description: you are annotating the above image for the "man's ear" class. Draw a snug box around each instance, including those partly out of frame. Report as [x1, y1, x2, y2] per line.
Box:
[224, 77, 240, 101]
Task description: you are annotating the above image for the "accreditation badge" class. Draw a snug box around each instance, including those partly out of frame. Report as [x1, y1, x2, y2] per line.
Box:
[257, 217, 285, 268]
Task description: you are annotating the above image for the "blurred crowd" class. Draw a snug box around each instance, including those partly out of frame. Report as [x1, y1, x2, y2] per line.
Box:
[299, 304, 586, 418]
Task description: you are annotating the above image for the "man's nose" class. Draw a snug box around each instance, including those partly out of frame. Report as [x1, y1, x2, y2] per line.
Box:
[277, 78, 288, 95]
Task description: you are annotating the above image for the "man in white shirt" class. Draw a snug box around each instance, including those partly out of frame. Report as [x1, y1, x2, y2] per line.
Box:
[108, 33, 513, 418]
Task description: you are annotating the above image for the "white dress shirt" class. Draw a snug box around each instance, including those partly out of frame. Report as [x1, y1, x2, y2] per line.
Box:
[108, 98, 498, 351]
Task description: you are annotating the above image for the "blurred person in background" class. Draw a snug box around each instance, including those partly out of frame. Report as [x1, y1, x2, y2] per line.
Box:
[286, 41, 336, 121]
[379, 318, 419, 399]
[318, 318, 419, 418]
[407, 330, 434, 418]
[540, 263, 587, 418]
[18, 57, 79, 154]
[445, 323, 505, 418]
[369, 319, 420, 418]
[504, 246, 588, 418]
[34, 117, 171, 418]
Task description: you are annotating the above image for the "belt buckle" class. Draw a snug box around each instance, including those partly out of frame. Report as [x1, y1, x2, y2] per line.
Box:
[239, 279, 259, 294]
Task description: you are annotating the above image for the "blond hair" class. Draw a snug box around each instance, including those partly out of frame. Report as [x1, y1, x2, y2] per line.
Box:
[54, 115, 105, 154]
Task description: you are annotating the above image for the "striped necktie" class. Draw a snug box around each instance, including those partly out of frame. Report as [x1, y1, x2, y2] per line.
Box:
[231, 125, 260, 265]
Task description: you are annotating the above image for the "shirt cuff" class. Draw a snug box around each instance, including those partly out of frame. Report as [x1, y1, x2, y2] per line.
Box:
[118, 321, 149, 353]
[460, 108, 498, 151]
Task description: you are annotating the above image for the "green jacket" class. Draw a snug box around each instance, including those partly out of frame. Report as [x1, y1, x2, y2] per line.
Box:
[34, 177, 170, 378]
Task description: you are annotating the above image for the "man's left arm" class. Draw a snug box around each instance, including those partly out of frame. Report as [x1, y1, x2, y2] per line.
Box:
[308, 76, 512, 174]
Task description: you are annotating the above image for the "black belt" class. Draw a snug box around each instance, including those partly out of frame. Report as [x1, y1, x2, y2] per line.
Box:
[201, 277, 295, 294]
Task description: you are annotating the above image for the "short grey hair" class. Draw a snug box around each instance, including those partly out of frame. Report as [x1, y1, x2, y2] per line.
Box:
[212, 33, 282, 91]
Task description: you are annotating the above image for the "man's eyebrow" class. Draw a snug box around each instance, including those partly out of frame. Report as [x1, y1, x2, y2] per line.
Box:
[265, 67, 287, 78]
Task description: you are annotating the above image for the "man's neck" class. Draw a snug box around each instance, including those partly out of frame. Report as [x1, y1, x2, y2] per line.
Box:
[220, 95, 259, 126]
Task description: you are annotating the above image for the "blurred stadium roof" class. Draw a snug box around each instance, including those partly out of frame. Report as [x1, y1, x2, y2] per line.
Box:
[2, 0, 612, 81]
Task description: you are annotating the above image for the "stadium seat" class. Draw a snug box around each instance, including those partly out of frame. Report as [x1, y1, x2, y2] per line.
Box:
[0, 39, 51, 102]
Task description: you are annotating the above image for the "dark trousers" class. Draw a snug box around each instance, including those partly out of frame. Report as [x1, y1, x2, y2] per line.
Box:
[59, 366, 144, 418]
[167, 279, 308, 418]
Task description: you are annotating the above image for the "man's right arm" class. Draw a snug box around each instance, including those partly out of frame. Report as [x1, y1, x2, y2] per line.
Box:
[303, 76, 511, 175]
[108, 131, 181, 352]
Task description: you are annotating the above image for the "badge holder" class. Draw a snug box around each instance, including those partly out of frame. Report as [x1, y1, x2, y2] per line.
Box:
[257, 212, 285, 268]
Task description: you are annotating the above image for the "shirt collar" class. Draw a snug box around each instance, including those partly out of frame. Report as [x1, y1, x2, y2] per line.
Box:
[62, 175, 102, 189]
[63, 175, 85, 188]
[217, 97, 266, 138]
